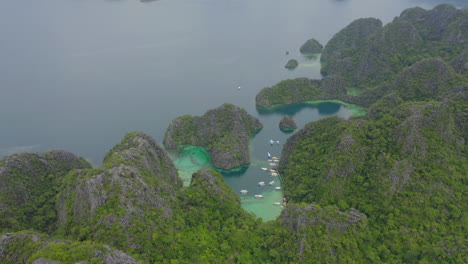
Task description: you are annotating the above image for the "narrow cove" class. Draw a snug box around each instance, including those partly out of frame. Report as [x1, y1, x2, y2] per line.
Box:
[168, 101, 364, 221]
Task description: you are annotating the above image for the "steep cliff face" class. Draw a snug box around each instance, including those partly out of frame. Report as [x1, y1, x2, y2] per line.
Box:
[0, 151, 91, 233]
[163, 103, 263, 170]
[0, 231, 139, 264]
[56, 132, 181, 252]
[321, 17, 383, 76]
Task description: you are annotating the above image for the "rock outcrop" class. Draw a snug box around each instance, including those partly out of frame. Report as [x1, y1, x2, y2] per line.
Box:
[0, 151, 91, 233]
[56, 132, 181, 251]
[279, 115, 298, 132]
[285, 59, 298, 69]
[299, 38, 323, 54]
[164, 103, 263, 170]
[0, 231, 140, 264]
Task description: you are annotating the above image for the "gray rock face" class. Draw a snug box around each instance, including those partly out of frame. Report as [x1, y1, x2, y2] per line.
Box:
[57, 132, 181, 250]
[451, 50, 468, 74]
[321, 17, 383, 73]
[0, 151, 91, 232]
[393, 58, 455, 101]
[279, 204, 367, 257]
[164, 103, 263, 170]
[279, 116, 298, 132]
[401, 4, 467, 43]
[280, 204, 367, 232]
[299, 38, 323, 54]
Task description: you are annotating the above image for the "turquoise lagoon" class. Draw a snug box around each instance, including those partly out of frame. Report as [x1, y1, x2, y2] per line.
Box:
[170, 102, 360, 221]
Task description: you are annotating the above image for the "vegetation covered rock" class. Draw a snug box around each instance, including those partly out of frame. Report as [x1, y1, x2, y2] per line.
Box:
[0, 231, 139, 264]
[279, 115, 297, 132]
[284, 59, 298, 69]
[0, 151, 91, 233]
[299, 38, 323, 54]
[163, 103, 263, 170]
[256, 5, 467, 109]
[56, 132, 182, 256]
[278, 86, 468, 262]
[256, 78, 321, 108]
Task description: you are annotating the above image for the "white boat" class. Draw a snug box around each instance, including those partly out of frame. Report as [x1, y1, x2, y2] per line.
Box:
[272, 157, 279, 160]
[240, 190, 248, 194]
[271, 173, 278, 177]
[269, 169, 277, 173]
[274, 202, 281, 205]
[275, 187, 282, 190]
[269, 181, 275, 185]
[273, 160, 279, 163]
[258, 181, 265, 186]
[268, 159, 273, 162]
[254, 194, 264, 199]
[269, 139, 275, 145]
[269, 163, 276, 167]
[261, 167, 268, 171]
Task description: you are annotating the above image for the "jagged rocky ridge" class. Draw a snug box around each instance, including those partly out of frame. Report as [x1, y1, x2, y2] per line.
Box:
[164, 103, 263, 170]
[56, 132, 182, 253]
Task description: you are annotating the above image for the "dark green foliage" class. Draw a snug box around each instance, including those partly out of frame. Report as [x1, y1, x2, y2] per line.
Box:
[0, 151, 92, 234]
[256, 78, 321, 108]
[0, 231, 139, 264]
[393, 58, 459, 101]
[278, 87, 468, 263]
[55, 132, 181, 262]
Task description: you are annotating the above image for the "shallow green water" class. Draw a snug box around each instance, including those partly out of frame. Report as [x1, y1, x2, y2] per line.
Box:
[168, 146, 213, 186]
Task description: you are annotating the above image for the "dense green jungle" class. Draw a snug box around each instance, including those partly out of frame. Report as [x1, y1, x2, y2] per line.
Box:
[1, 4, 467, 264]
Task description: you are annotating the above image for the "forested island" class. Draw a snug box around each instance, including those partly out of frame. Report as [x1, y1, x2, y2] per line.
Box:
[163, 103, 263, 170]
[1, 4, 466, 263]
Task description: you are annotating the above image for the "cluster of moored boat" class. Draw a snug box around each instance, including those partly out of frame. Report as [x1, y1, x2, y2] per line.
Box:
[239, 152, 282, 200]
